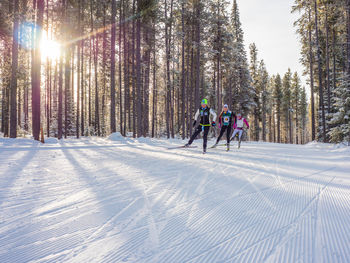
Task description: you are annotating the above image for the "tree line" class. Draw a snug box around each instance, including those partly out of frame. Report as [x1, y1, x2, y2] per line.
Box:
[293, 0, 350, 143]
[0, 0, 347, 144]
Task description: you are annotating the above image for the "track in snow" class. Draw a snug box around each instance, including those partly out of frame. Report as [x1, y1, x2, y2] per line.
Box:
[0, 136, 349, 263]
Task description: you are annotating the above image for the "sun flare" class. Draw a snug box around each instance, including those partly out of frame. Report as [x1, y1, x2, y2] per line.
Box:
[40, 34, 61, 61]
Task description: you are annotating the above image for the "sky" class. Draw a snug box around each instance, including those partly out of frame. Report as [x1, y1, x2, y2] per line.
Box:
[237, 0, 306, 88]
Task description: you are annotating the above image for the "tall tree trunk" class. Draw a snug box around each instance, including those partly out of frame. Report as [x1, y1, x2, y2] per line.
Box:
[332, 28, 336, 101]
[88, 0, 93, 127]
[132, 0, 136, 138]
[143, 27, 151, 137]
[110, 0, 117, 133]
[24, 55, 30, 131]
[164, 0, 171, 138]
[273, 112, 276, 143]
[254, 108, 259, 141]
[46, 59, 51, 136]
[186, 42, 191, 138]
[1, 40, 10, 137]
[94, 34, 100, 136]
[277, 105, 281, 143]
[30, 0, 36, 138]
[269, 113, 272, 142]
[88, 37, 92, 127]
[216, 1, 221, 114]
[347, 0, 350, 143]
[118, 0, 123, 135]
[123, 0, 129, 136]
[32, 0, 44, 141]
[169, 0, 174, 138]
[76, 0, 81, 138]
[295, 104, 299, 144]
[289, 109, 292, 143]
[325, 8, 331, 113]
[64, 46, 71, 139]
[195, 0, 201, 111]
[23, 82, 27, 131]
[308, 7, 316, 141]
[262, 94, 266, 141]
[136, 0, 142, 137]
[80, 0, 85, 136]
[181, 1, 186, 139]
[314, 0, 326, 142]
[58, 46, 63, 139]
[45, 0, 50, 137]
[151, 22, 157, 138]
[189, 46, 194, 137]
[10, 0, 19, 138]
[101, 5, 107, 136]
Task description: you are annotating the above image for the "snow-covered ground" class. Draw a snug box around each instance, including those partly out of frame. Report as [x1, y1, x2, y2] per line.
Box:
[0, 135, 349, 263]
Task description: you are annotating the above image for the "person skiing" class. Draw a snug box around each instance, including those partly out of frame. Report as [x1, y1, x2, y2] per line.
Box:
[185, 99, 217, 153]
[212, 104, 236, 151]
[231, 113, 249, 148]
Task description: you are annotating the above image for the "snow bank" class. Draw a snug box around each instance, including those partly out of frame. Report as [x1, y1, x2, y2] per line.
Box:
[0, 136, 41, 147]
[306, 140, 350, 152]
[107, 132, 126, 142]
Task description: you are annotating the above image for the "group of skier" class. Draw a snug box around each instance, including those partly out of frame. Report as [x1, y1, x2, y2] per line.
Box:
[184, 99, 249, 153]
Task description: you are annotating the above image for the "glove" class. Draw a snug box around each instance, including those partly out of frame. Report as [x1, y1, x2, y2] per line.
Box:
[193, 120, 197, 127]
[211, 121, 216, 127]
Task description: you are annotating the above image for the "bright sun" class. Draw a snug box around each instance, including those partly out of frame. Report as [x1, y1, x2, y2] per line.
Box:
[40, 33, 61, 61]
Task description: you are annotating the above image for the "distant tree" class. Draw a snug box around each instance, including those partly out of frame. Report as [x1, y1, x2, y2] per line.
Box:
[273, 74, 283, 143]
[291, 72, 301, 144]
[9, 0, 19, 138]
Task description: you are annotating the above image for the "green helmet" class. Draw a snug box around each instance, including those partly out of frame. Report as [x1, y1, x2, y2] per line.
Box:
[201, 98, 208, 105]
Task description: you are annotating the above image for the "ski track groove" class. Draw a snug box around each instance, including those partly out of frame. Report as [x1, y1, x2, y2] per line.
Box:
[149, 172, 337, 263]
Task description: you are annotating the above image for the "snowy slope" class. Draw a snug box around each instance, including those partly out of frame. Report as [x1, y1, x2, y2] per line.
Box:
[0, 135, 349, 263]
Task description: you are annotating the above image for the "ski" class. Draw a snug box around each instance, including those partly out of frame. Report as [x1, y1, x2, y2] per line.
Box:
[167, 145, 198, 150]
[213, 143, 229, 147]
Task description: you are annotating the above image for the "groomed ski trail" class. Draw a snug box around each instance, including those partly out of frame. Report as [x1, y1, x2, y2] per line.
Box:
[0, 136, 349, 263]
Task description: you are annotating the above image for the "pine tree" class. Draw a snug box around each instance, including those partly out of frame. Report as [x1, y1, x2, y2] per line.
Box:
[273, 74, 283, 143]
[229, 0, 254, 115]
[32, 0, 44, 141]
[249, 43, 260, 141]
[293, 0, 349, 143]
[110, 0, 116, 133]
[258, 60, 269, 141]
[299, 86, 308, 144]
[291, 72, 301, 144]
[282, 69, 292, 143]
[329, 73, 350, 142]
[9, 0, 19, 138]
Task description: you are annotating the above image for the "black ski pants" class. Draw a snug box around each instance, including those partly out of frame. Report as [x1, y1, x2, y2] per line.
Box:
[216, 125, 231, 144]
[188, 125, 210, 149]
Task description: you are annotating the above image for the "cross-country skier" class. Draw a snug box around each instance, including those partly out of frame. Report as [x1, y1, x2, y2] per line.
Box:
[212, 104, 236, 151]
[231, 113, 249, 148]
[185, 99, 217, 153]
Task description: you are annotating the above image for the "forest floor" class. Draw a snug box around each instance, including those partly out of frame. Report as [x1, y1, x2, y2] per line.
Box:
[0, 134, 350, 262]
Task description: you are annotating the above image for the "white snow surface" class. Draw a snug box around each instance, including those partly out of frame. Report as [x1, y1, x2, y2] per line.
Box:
[0, 135, 350, 263]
